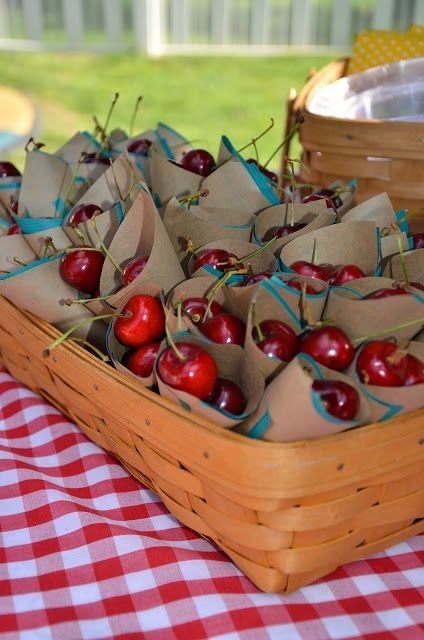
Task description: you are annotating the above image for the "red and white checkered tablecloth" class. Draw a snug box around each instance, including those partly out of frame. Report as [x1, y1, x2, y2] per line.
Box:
[0, 369, 423, 640]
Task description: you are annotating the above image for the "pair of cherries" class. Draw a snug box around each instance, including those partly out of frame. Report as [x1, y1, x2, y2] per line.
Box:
[181, 296, 246, 346]
[356, 340, 424, 387]
[290, 260, 366, 286]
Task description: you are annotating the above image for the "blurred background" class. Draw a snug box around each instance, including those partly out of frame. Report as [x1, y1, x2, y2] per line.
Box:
[0, 0, 422, 170]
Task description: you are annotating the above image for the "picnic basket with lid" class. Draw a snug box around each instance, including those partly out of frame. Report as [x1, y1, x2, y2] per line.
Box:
[0, 292, 423, 594]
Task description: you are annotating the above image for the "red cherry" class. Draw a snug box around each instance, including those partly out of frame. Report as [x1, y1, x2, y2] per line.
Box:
[302, 193, 336, 212]
[157, 341, 218, 400]
[253, 319, 298, 361]
[299, 326, 354, 371]
[286, 279, 319, 295]
[303, 188, 342, 212]
[210, 378, 247, 415]
[365, 287, 408, 299]
[312, 379, 359, 420]
[59, 249, 105, 295]
[68, 203, 103, 227]
[290, 260, 335, 280]
[82, 152, 109, 165]
[122, 342, 160, 378]
[181, 297, 225, 325]
[246, 158, 278, 183]
[114, 294, 165, 348]
[192, 248, 240, 274]
[6, 223, 21, 236]
[409, 282, 424, 293]
[0, 161, 21, 178]
[271, 223, 307, 238]
[403, 354, 424, 386]
[180, 149, 215, 177]
[200, 313, 246, 345]
[356, 340, 408, 386]
[411, 233, 424, 250]
[328, 264, 366, 286]
[127, 138, 152, 156]
[122, 256, 149, 286]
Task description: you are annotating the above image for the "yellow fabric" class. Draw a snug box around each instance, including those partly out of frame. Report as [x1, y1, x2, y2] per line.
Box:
[348, 26, 424, 75]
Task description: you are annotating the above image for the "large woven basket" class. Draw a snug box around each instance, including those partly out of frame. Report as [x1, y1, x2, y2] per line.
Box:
[287, 58, 424, 233]
[0, 293, 423, 593]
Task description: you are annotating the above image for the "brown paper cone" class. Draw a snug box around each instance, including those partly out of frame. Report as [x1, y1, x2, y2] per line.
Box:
[350, 342, 424, 422]
[380, 231, 409, 261]
[55, 131, 101, 164]
[188, 203, 256, 228]
[254, 200, 333, 253]
[189, 238, 277, 280]
[340, 192, 394, 231]
[383, 248, 424, 285]
[64, 200, 127, 250]
[323, 277, 424, 346]
[156, 122, 193, 162]
[330, 179, 356, 216]
[0, 235, 37, 273]
[238, 354, 370, 442]
[280, 221, 379, 275]
[24, 227, 74, 258]
[150, 149, 201, 206]
[413, 329, 424, 343]
[155, 334, 264, 428]
[0, 176, 21, 214]
[163, 197, 254, 269]
[99, 187, 185, 308]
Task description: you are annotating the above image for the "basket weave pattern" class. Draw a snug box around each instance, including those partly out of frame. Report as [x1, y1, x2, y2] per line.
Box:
[1, 294, 423, 593]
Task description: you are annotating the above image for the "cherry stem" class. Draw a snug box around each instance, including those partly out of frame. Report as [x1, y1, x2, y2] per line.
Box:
[64, 293, 113, 306]
[164, 322, 185, 361]
[178, 188, 209, 209]
[242, 235, 277, 262]
[71, 337, 110, 362]
[264, 117, 304, 169]
[352, 316, 424, 346]
[300, 281, 314, 327]
[392, 222, 409, 287]
[185, 236, 195, 255]
[311, 238, 318, 265]
[251, 138, 259, 164]
[89, 216, 123, 275]
[25, 137, 45, 152]
[43, 236, 58, 257]
[44, 312, 124, 354]
[251, 302, 264, 342]
[129, 95, 143, 137]
[237, 118, 275, 155]
[70, 223, 90, 247]
[13, 257, 28, 267]
[91, 116, 103, 141]
[98, 92, 119, 156]
[205, 267, 246, 320]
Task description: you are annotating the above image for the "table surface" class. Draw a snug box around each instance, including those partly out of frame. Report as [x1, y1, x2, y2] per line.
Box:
[1, 368, 423, 640]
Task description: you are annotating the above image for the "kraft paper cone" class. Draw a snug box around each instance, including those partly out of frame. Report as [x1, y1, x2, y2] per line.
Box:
[0, 253, 105, 345]
[0, 235, 37, 273]
[64, 201, 126, 250]
[383, 248, 424, 285]
[380, 231, 410, 261]
[323, 277, 424, 346]
[341, 192, 395, 232]
[24, 226, 73, 258]
[99, 187, 185, 308]
[155, 334, 264, 428]
[413, 329, 424, 343]
[112, 129, 158, 186]
[330, 179, 356, 216]
[238, 354, 370, 442]
[149, 148, 201, 206]
[253, 200, 333, 253]
[189, 238, 277, 280]
[0, 176, 21, 215]
[55, 131, 100, 164]
[187, 203, 255, 228]
[163, 197, 254, 270]
[350, 341, 424, 422]
[106, 281, 163, 388]
[18, 150, 74, 219]
[280, 221, 379, 275]
[155, 122, 193, 162]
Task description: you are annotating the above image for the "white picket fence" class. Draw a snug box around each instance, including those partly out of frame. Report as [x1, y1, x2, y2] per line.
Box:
[0, 0, 423, 56]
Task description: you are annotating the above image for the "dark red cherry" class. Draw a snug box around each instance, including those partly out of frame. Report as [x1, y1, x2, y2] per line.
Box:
[200, 313, 246, 345]
[59, 249, 105, 295]
[192, 248, 240, 274]
[9, 196, 19, 214]
[122, 256, 149, 286]
[356, 340, 408, 386]
[122, 342, 161, 378]
[312, 379, 359, 420]
[299, 326, 354, 371]
[68, 203, 103, 227]
[82, 152, 109, 165]
[253, 319, 298, 361]
[272, 223, 307, 238]
[0, 161, 21, 178]
[180, 149, 216, 177]
[411, 233, 424, 250]
[246, 158, 278, 183]
[290, 260, 335, 281]
[403, 354, 424, 386]
[286, 279, 319, 295]
[127, 138, 152, 156]
[210, 378, 247, 415]
[157, 341, 218, 400]
[181, 297, 225, 325]
[365, 287, 408, 300]
[114, 294, 165, 348]
[6, 223, 21, 236]
[328, 264, 366, 286]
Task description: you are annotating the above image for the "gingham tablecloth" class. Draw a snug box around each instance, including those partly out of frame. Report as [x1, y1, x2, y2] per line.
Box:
[1, 369, 423, 640]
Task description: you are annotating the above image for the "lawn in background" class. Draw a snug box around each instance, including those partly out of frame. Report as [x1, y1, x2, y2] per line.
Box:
[0, 51, 339, 170]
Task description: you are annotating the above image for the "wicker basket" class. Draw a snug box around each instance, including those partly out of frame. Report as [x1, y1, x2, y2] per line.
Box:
[288, 58, 424, 233]
[0, 293, 422, 593]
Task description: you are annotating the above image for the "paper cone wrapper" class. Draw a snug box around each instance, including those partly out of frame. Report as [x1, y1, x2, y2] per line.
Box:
[24, 226, 74, 258]
[64, 201, 125, 250]
[112, 128, 158, 185]
[106, 281, 163, 388]
[253, 200, 333, 253]
[0, 215, 14, 236]
[0, 235, 37, 272]
[380, 232, 410, 261]
[155, 122, 193, 162]
[280, 221, 379, 275]
[238, 354, 370, 442]
[55, 131, 100, 164]
[189, 203, 255, 228]
[163, 197, 254, 269]
[0, 253, 105, 345]
[149, 149, 201, 206]
[155, 333, 264, 428]
[68, 161, 108, 202]
[189, 238, 277, 280]
[340, 192, 395, 231]
[383, 248, 424, 285]
[413, 329, 424, 343]
[349, 342, 424, 422]
[18, 150, 74, 219]
[0, 176, 21, 213]
[323, 277, 424, 345]
[99, 188, 185, 308]
[331, 179, 356, 216]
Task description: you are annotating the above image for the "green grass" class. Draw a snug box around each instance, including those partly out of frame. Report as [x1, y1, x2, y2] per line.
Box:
[0, 51, 339, 170]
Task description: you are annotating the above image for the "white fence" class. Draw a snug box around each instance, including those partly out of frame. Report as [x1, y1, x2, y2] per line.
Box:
[0, 0, 423, 55]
